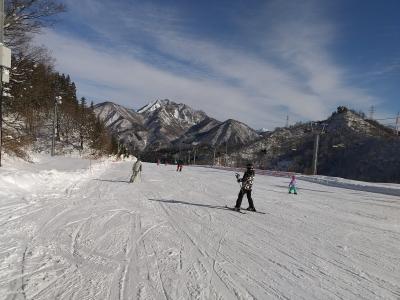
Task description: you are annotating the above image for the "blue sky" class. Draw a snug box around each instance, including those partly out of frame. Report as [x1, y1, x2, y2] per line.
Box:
[36, 0, 400, 129]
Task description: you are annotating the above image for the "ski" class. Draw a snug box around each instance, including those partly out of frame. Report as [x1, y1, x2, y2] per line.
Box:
[242, 208, 266, 215]
[225, 205, 246, 214]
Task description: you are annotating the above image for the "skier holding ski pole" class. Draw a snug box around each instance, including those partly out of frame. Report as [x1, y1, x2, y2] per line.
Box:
[233, 163, 256, 212]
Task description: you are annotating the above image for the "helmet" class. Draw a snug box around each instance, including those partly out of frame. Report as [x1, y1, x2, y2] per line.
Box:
[246, 163, 254, 169]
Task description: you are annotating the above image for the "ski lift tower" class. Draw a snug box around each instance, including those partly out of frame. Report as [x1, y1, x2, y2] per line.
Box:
[0, 0, 12, 167]
[311, 123, 328, 175]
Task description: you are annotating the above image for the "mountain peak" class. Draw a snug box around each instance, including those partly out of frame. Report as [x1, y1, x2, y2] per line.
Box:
[137, 99, 171, 114]
[95, 100, 260, 151]
[327, 107, 382, 136]
[137, 99, 208, 128]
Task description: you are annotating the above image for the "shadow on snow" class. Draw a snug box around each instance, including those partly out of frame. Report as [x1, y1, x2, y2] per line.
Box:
[148, 198, 233, 212]
[93, 179, 131, 183]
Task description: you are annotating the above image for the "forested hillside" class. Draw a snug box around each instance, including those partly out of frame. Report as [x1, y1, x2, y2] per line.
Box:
[2, 0, 116, 159]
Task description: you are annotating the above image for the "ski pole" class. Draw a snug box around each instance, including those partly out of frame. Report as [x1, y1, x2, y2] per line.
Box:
[235, 173, 241, 187]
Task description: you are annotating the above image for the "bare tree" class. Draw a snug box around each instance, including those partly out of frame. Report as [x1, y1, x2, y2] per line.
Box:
[4, 0, 66, 50]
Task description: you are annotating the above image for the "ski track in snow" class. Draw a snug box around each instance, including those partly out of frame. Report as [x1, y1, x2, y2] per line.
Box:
[1, 158, 400, 299]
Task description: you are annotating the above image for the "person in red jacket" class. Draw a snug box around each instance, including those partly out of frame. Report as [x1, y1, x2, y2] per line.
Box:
[176, 159, 183, 172]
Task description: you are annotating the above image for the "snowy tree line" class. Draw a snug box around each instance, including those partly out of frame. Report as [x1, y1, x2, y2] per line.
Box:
[2, 0, 118, 158]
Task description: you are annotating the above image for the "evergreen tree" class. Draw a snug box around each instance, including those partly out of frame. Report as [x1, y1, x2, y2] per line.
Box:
[2, 0, 117, 158]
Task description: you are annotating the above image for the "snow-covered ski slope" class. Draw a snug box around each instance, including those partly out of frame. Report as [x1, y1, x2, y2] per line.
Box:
[1, 156, 399, 300]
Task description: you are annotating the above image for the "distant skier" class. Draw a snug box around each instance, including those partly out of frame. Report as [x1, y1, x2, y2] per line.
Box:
[234, 163, 256, 211]
[130, 159, 142, 183]
[176, 159, 183, 172]
[288, 175, 297, 194]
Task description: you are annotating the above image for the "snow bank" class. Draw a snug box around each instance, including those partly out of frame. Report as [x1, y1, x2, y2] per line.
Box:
[0, 154, 112, 201]
[297, 175, 400, 197]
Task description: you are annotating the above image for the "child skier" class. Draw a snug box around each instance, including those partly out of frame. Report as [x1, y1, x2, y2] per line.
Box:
[288, 175, 297, 194]
[234, 163, 256, 211]
[130, 159, 142, 183]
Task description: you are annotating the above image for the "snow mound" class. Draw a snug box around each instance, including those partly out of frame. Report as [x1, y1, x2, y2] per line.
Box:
[0, 154, 111, 201]
[298, 175, 400, 197]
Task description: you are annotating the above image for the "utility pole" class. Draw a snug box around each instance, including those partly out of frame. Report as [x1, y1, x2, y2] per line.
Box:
[311, 133, 320, 175]
[212, 147, 216, 165]
[285, 114, 289, 127]
[51, 98, 56, 156]
[369, 105, 375, 120]
[0, 0, 11, 167]
[51, 96, 62, 156]
[311, 123, 327, 175]
[225, 141, 228, 166]
[0, 0, 3, 167]
[396, 112, 400, 136]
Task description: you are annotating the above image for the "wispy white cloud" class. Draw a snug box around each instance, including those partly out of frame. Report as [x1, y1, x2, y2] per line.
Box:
[365, 60, 400, 77]
[37, 30, 260, 122]
[35, 0, 376, 129]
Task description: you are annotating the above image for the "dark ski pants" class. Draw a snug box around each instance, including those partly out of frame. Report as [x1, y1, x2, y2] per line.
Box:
[235, 189, 255, 209]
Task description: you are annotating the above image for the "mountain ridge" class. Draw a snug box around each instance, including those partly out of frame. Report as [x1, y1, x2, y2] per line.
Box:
[230, 108, 400, 182]
[94, 102, 400, 182]
[94, 99, 260, 152]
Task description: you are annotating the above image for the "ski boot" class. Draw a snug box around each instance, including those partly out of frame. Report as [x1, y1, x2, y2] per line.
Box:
[246, 207, 256, 212]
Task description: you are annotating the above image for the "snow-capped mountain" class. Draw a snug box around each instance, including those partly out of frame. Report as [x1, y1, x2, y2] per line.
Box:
[139, 99, 209, 149]
[94, 99, 260, 152]
[256, 128, 269, 133]
[94, 102, 148, 151]
[138, 99, 207, 125]
[176, 119, 260, 147]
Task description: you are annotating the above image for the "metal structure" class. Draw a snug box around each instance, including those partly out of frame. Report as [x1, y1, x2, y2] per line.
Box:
[311, 123, 327, 175]
[0, 0, 3, 42]
[0, 0, 3, 167]
[0, 0, 11, 167]
[51, 96, 62, 156]
[212, 147, 216, 165]
[311, 134, 320, 175]
[369, 105, 375, 120]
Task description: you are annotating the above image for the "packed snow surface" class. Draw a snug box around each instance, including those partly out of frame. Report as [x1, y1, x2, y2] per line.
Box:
[1, 156, 399, 299]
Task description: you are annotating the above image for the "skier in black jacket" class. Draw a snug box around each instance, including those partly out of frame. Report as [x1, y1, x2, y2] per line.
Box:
[234, 163, 256, 211]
